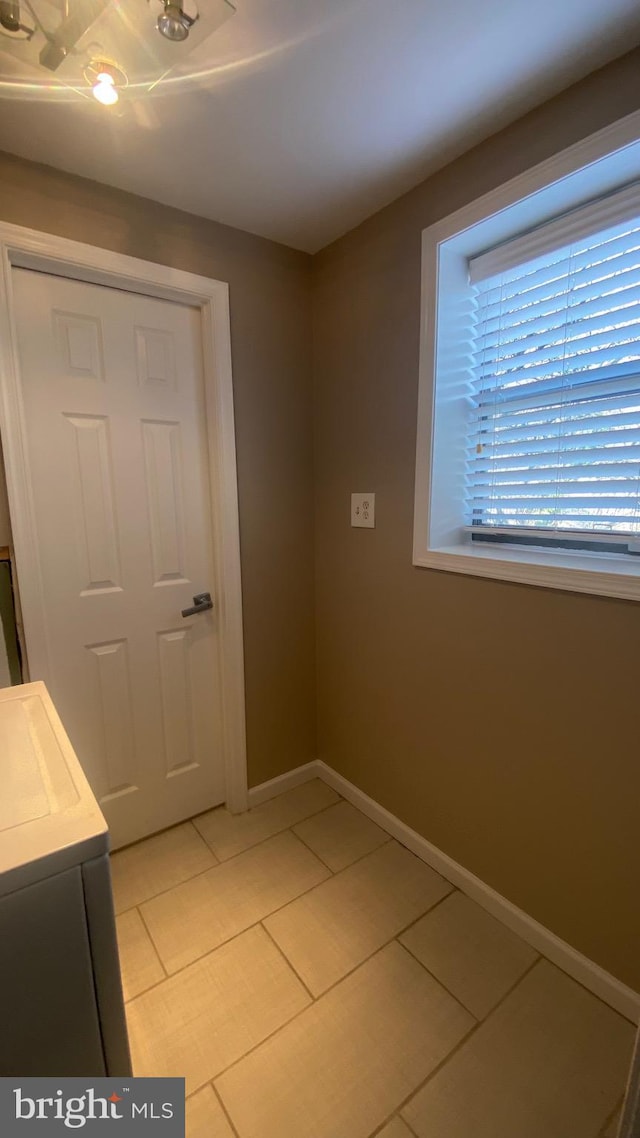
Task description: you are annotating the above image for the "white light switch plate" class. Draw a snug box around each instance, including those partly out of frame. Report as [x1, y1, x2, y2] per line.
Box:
[351, 493, 375, 528]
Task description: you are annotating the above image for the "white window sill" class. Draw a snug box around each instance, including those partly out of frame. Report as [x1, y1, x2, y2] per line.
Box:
[413, 542, 640, 602]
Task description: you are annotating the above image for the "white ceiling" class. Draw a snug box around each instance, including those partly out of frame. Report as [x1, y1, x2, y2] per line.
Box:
[1, 0, 639, 252]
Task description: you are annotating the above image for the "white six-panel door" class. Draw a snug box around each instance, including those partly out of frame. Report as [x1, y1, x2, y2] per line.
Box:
[10, 267, 225, 847]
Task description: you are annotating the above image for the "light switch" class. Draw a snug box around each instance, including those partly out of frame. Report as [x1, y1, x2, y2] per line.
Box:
[351, 493, 375, 528]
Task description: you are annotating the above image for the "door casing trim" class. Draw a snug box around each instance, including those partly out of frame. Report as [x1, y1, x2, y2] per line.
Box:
[0, 221, 248, 814]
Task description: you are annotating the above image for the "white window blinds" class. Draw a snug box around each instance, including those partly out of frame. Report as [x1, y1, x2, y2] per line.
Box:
[466, 184, 640, 542]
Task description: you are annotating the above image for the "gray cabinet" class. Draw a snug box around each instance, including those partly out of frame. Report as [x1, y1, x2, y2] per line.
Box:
[0, 682, 131, 1077]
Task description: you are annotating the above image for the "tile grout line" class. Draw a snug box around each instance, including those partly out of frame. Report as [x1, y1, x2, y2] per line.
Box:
[187, 818, 222, 863]
[259, 920, 317, 1003]
[210, 953, 586, 1132]
[191, 793, 345, 864]
[287, 826, 339, 873]
[542, 956, 638, 1028]
[211, 1081, 242, 1138]
[301, 831, 403, 877]
[123, 823, 448, 984]
[152, 836, 334, 971]
[392, 956, 545, 1130]
[115, 861, 219, 919]
[316, 798, 638, 1029]
[124, 875, 630, 1135]
[136, 903, 169, 981]
[118, 813, 590, 1062]
[400, 1116, 421, 1138]
[205, 916, 497, 1092]
[207, 937, 487, 1137]
[123, 885, 454, 1007]
[211, 1002, 315, 1090]
[395, 885, 543, 1022]
[114, 825, 327, 921]
[124, 844, 461, 1004]
[289, 818, 395, 873]
[195, 825, 323, 868]
[114, 794, 449, 924]
[396, 937, 482, 1022]
[113, 790, 343, 914]
[121, 816, 630, 1027]
[119, 783, 436, 923]
[308, 796, 635, 1022]
[293, 827, 394, 874]
[114, 800, 635, 1026]
[124, 854, 343, 1000]
[369, 1113, 421, 1138]
[112, 783, 340, 863]
[396, 886, 457, 938]
[184, 1081, 242, 1138]
[282, 890, 466, 1002]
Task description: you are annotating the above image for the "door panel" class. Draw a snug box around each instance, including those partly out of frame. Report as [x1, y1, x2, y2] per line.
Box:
[10, 268, 225, 847]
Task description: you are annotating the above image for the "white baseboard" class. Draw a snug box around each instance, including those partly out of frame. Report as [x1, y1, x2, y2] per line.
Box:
[247, 761, 320, 808]
[248, 758, 640, 1024]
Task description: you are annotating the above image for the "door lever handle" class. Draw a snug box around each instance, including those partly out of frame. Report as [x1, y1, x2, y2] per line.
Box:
[181, 592, 213, 617]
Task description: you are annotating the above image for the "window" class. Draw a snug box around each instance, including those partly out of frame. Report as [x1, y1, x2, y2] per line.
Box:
[469, 187, 640, 550]
[413, 113, 640, 601]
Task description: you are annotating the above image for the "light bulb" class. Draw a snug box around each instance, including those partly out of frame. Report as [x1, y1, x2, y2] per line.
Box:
[157, 6, 189, 41]
[93, 72, 118, 106]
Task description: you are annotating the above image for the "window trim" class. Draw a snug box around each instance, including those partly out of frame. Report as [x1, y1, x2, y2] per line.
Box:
[413, 106, 640, 602]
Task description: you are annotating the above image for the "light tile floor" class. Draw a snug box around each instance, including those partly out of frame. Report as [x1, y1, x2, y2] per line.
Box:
[112, 779, 634, 1138]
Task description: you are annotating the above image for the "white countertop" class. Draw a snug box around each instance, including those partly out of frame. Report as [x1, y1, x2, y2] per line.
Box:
[0, 681, 108, 895]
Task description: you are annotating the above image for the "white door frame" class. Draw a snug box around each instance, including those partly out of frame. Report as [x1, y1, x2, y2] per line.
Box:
[0, 221, 248, 814]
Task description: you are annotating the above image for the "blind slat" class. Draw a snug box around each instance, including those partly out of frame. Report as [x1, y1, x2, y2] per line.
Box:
[474, 372, 640, 411]
[466, 193, 640, 538]
[474, 412, 640, 444]
[474, 318, 640, 376]
[468, 453, 640, 476]
[476, 242, 637, 309]
[475, 281, 640, 351]
[474, 342, 640, 386]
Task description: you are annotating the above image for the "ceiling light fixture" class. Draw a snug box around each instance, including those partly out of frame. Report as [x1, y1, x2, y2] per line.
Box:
[157, 0, 196, 43]
[92, 69, 116, 103]
[0, 0, 34, 39]
[0, 0, 233, 102]
[84, 57, 126, 106]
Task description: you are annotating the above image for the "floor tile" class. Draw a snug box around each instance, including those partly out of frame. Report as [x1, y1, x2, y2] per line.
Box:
[111, 823, 217, 914]
[116, 909, 165, 1001]
[193, 779, 339, 860]
[186, 1086, 235, 1138]
[141, 831, 330, 974]
[402, 960, 634, 1138]
[127, 924, 310, 1095]
[293, 800, 389, 871]
[400, 891, 538, 1018]
[377, 1119, 416, 1138]
[264, 840, 453, 994]
[216, 941, 474, 1138]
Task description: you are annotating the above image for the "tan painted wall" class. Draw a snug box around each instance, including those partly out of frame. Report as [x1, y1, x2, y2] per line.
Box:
[313, 48, 640, 991]
[0, 151, 316, 789]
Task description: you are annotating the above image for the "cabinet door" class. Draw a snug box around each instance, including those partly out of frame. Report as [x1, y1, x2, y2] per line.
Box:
[0, 867, 105, 1076]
